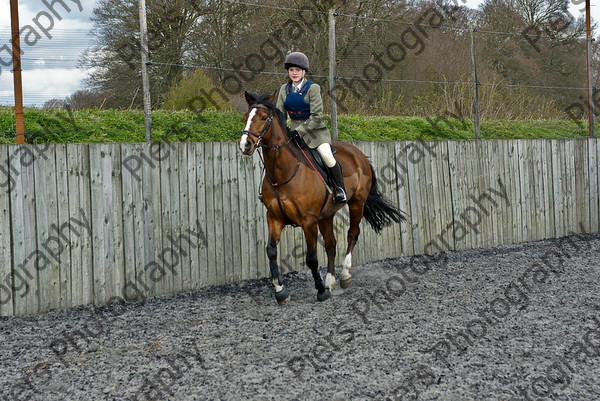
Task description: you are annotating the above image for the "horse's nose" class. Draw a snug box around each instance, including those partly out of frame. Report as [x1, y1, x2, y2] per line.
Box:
[244, 140, 251, 152]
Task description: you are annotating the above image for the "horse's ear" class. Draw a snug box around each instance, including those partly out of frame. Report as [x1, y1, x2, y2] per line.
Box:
[244, 91, 257, 105]
[268, 90, 278, 104]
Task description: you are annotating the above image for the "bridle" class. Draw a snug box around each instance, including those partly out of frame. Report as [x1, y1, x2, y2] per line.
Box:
[242, 105, 273, 149]
[242, 103, 299, 190]
[241, 101, 327, 220]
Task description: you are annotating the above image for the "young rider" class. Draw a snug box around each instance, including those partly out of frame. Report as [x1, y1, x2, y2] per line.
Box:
[276, 51, 347, 203]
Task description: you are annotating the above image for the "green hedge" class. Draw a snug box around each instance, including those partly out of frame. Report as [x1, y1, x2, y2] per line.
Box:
[0, 107, 592, 144]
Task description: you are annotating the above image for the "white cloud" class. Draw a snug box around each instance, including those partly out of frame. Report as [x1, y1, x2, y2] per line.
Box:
[0, 67, 90, 106]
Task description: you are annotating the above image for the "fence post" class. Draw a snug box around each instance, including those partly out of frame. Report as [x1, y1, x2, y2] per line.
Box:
[585, 0, 595, 138]
[329, 8, 338, 141]
[470, 26, 481, 140]
[139, 0, 152, 142]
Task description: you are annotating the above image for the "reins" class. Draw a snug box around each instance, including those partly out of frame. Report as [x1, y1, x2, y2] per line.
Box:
[244, 102, 331, 221]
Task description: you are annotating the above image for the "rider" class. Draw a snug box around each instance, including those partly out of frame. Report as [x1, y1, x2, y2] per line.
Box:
[276, 51, 347, 203]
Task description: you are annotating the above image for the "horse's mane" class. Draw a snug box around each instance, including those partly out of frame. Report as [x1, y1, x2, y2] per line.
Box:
[249, 92, 288, 135]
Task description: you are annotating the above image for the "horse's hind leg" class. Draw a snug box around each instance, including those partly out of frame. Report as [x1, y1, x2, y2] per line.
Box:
[318, 216, 337, 291]
[267, 212, 290, 304]
[303, 216, 331, 302]
[341, 198, 364, 289]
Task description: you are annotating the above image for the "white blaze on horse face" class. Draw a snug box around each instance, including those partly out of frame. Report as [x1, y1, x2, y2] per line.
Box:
[239, 108, 258, 152]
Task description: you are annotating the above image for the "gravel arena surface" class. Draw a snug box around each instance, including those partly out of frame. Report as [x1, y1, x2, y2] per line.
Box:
[1, 233, 599, 401]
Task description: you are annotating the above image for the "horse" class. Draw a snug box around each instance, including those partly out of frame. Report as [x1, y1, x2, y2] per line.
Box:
[239, 91, 406, 304]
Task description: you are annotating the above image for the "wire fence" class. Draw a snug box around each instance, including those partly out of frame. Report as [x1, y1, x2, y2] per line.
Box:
[0, 0, 598, 138]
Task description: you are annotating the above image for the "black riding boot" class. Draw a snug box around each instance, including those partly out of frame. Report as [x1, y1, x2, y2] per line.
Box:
[329, 162, 347, 203]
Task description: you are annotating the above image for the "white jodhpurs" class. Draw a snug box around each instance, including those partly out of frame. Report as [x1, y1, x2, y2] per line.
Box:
[317, 143, 336, 168]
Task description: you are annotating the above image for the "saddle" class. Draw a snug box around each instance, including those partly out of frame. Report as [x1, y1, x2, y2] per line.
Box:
[290, 134, 336, 188]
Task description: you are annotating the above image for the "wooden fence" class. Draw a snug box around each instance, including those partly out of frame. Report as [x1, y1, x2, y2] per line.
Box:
[0, 139, 598, 317]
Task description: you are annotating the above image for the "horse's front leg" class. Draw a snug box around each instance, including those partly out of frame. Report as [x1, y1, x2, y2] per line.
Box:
[267, 212, 290, 304]
[318, 216, 337, 291]
[303, 216, 331, 302]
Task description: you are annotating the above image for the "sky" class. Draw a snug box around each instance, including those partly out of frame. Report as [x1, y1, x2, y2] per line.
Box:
[0, 0, 597, 107]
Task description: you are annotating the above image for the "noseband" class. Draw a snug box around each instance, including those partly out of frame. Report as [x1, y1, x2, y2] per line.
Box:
[242, 105, 273, 148]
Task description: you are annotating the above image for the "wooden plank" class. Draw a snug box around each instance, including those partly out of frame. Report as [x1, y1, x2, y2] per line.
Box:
[170, 142, 182, 293]
[446, 141, 459, 252]
[575, 139, 590, 234]
[89, 143, 108, 305]
[254, 147, 269, 278]
[237, 147, 253, 281]
[406, 140, 423, 254]
[120, 144, 138, 300]
[109, 144, 125, 301]
[186, 143, 200, 290]
[588, 138, 599, 233]
[528, 140, 539, 241]
[491, 140, 503, 246]
[424, 139, 442, 254]
[228, 143, 244, 283]
[20, 146, 40, 315]
[55, 144, 71, 310]
[465, 141, 477, 249]
[565, 140, 577, 234]
[540, 140, 553, 239]
[194, 142, 209, 287]
[396, 141, 414, 256]
[204, 143, 217, 285]
[496, 140, 510, 246]
[551, 140, 564, 238]
[221, 143, 235, 283]
[517, 140, 529, 242]
[144, 142, 162, 298]
[0, 145, 14, 317]
[78, 144, 94, 305]
[66, 144, 83, 308]
[477, 140, 491, 249]
[8, 146, 26, 315]
[178, 142, 192, 292]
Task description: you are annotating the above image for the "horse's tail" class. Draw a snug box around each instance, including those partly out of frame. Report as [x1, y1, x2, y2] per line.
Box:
[363, 163, 407, 234]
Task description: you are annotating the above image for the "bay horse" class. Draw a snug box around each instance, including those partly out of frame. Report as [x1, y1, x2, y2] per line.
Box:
[239, 91, 406, 304]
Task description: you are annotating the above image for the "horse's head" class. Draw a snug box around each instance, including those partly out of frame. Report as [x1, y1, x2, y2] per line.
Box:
[239, 91, 279, 156]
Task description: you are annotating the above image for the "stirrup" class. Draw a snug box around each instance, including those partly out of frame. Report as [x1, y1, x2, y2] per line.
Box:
[334, 187, 347, 203]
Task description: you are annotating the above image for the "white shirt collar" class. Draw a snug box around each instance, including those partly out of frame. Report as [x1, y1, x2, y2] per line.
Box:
[293, 78, 305, 92]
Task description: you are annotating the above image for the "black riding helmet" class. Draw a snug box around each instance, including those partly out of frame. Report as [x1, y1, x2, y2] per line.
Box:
[284, 52, 309, 72]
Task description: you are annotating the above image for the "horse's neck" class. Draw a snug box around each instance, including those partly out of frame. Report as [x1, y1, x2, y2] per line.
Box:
[263, 123, 299, 178]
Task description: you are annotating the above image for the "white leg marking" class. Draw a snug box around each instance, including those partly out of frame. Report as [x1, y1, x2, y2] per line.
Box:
[272, 279, 284, 293]
[340, 253, 352, 281]
[325, 272, 336, 290]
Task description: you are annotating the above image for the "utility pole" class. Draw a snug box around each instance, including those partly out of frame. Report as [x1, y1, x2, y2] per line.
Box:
[328, 9, 338, 141]
[10, 0, 25, 144]
[585, 0, 595, 138]
[139, 0, 152, 142]
[470, 27, 481, 140]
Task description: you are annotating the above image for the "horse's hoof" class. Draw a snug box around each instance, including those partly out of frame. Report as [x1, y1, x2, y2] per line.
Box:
[275, 288, 291, 305]
[317, 289, 332, 302]
[340, 278, 353, 289]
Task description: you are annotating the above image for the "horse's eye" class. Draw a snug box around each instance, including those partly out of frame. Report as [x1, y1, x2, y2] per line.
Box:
[261, 116, 267, 121]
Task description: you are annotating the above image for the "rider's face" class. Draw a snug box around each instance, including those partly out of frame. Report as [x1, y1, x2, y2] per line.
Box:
[288, 67, 305, 84]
